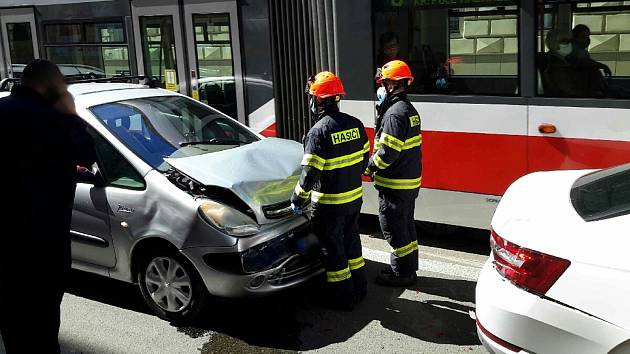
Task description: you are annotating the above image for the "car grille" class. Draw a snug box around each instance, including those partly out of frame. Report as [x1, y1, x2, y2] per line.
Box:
[267, 255, 323, 286]
[262, 200, 293, 219]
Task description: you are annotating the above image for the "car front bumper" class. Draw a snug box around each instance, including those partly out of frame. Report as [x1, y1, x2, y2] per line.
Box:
[475, 259, 630, 354]
[181, 216, 324, 298]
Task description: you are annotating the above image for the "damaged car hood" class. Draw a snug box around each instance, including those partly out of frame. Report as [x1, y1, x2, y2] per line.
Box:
[164, 138, 303, 224]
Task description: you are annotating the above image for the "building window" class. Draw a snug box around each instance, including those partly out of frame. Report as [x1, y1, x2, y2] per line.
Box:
[43, 21, 130, 78]
[537, 1, 630, 99]
[373, 0, 519, 96]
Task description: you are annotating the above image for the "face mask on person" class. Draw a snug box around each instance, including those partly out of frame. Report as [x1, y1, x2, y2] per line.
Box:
[558, 43, 573, 57]
[376, 86, 387, 103]
[309, 96, 317, 114]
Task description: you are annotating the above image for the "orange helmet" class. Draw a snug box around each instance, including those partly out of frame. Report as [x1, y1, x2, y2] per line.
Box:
[376, 60, 414, 84]
[307, 71, 346, 98]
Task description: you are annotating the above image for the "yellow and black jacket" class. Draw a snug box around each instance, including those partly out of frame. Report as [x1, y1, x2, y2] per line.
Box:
[368, 93, 422, 199]
[291, 106, 369, 215]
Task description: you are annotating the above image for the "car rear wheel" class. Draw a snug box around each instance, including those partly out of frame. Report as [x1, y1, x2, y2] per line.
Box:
[137, 252, 209, 324]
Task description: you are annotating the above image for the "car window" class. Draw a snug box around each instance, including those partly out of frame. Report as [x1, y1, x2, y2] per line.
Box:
[571, 164, 630, 222]
[88, 128, 146, 190]
[90, 95, 259, 171]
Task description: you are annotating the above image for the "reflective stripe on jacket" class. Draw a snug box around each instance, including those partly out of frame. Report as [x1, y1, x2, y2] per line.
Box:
[368, 93, 422, 199]
[291, 106, 369, 214]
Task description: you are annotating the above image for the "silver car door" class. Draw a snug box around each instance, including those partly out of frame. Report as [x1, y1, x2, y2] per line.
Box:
[71, 169, 116, 268]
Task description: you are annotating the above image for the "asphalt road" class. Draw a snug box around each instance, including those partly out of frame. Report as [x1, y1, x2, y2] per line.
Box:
[0, 216, 491, 354]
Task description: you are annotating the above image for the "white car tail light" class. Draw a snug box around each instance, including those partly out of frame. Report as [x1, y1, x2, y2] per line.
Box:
[491, 229, 570, 295]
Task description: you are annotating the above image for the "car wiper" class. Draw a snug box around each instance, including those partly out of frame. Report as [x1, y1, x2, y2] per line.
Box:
[179, 138, 249, 147]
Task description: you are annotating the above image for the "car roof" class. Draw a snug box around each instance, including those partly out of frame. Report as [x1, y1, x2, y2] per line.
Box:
[68, 83, 149, 96]
[70, 82, 182, 111]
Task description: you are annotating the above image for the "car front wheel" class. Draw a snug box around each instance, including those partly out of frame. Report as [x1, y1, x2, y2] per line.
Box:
[137, 252, 209, 324]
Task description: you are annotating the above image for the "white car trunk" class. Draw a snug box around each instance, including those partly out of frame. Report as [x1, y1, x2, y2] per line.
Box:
[492, 170, 630, 331]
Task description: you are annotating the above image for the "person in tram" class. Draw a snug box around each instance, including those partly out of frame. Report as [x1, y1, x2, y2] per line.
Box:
[291, 71, 369, 311]
[568, 24, 613, 78]
[541, 29, 592, 97]
[377, 32, 403, 67]
[568, 24, 630, 99]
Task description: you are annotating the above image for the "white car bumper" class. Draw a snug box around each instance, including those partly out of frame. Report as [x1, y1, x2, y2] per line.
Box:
[475, 259, 630, 354]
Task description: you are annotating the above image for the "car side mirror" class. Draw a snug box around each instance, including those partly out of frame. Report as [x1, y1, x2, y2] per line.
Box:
[76, 165, 104, 187]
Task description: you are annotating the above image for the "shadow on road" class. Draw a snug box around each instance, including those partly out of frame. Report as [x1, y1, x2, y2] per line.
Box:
[63, 260, 479, 353]
[359, 214, 491, 256]
[188, 260, 479, 352]
[62, 226, 482, 353]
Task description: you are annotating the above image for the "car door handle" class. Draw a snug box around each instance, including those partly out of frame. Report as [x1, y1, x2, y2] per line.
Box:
[538, 123, 557, 134]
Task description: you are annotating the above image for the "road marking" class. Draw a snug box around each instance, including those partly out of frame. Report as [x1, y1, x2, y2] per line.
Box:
[419, 251, 486, 268]
[362, 247, 482, 281]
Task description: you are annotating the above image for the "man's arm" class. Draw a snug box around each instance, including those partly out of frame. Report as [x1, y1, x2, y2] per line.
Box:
[67, 115, 97, 168]
[291, 128, 325, 207]
[366, 113, 406, 173]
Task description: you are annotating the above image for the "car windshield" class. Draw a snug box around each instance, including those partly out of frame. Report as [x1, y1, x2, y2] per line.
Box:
[571, 163, 630, 222]
[90, 95, 259, 170]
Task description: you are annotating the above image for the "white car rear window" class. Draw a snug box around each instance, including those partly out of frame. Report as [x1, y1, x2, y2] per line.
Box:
[571, 164, 630, 222]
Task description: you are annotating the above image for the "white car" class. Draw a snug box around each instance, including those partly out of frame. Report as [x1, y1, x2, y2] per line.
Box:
[475, 164, 630, 354]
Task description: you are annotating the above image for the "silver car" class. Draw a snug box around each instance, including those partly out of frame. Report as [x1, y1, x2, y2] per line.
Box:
[66, 83, 322, 323]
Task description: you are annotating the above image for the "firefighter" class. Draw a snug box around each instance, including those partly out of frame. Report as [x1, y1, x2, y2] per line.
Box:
[365, 60, 422, 287]
[291, 71, 370, 311]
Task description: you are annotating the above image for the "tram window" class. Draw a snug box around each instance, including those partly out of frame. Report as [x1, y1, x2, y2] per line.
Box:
[139, 16, 178, 88]
[43, 21, 130, 78]
[85, 23, 125, 44]
[193, 14, 237, 118]
[193, 14, 233, 78]
[537, 1, 630, 99]
[45, 24, 82, 44]
[6, 23, 35, 67]
[373, 0, 519, 96]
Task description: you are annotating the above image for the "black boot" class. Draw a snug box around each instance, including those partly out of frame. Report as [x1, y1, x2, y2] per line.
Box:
[379, 266, 394, 275]
[375, 271, 417, 287]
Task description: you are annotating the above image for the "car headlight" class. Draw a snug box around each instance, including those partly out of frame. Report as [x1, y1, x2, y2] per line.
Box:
[199, 200, 260, 237]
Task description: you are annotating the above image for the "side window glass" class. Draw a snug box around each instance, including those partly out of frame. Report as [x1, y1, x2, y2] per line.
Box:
[571, 165, 630, 221]
[537, 1, 630, 99]
[373, 1, 519, 96]
[88, 128, 146, 189]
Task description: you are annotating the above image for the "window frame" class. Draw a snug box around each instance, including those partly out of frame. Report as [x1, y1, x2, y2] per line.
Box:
[138, 15, 179, 85]
[87, 127, 147, 191]
[88, 95, 260, 171]
[40, 18, 130, 78]
[192, 13, 236, 80]
[42, 19, 127, 45]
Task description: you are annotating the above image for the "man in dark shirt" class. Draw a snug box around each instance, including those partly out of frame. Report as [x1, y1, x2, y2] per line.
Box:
[0, 60, 97, 354]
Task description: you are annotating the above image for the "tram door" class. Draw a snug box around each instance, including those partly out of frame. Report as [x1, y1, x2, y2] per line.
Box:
[0, 8, 40, 79]
[132, 0, 187, 94]
[183, 1, 244, 122]
[132, 0, 245, 123]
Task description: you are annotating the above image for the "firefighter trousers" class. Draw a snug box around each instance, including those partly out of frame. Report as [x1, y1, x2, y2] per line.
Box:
[312, 211, 367, 306]
[378, 192, 419, 276]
